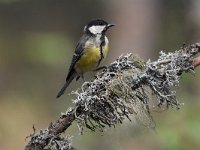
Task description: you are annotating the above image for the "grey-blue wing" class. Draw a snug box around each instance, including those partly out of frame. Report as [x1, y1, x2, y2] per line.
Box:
[66, 34, 91, 80]
[57, 34, 91, 98]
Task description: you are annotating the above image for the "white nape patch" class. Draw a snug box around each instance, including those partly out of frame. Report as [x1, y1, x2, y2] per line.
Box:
[84, 26, 87, 32]
[88, 25, 106, 34]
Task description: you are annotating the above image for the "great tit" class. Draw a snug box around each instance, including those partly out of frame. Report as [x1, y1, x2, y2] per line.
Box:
[57, 19, 115, 98]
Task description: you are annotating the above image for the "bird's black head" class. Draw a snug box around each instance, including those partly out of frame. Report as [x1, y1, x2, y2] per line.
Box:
[84, 19, 115, 35]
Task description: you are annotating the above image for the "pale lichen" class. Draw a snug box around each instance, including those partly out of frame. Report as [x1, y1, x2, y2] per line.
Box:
[71, 44, 199, 132]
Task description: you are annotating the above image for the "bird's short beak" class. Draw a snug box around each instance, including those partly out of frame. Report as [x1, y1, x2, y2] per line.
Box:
[107, 24, 115, 28]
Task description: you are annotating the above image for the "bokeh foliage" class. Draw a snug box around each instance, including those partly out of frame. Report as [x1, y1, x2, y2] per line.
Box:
[0, 0, 200, 150]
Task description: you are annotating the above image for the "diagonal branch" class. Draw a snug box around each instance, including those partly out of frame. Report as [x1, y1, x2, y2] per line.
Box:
[25, 43, 200, 150]
[193, 55, 200, 67]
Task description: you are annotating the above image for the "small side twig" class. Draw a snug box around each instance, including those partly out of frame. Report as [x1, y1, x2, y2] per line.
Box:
[25, 108, 76, 150]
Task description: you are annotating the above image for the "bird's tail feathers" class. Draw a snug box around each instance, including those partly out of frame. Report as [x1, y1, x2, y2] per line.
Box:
[56, 71, 77, 98]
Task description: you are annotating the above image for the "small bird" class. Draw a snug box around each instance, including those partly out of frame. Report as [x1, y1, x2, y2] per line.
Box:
[56, 19, 115, 98]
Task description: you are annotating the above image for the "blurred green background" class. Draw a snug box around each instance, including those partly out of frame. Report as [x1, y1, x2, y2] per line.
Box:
[0, 0, 200, 150]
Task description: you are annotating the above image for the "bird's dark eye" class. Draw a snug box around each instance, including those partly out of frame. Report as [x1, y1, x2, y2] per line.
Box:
[98, 22, 104, 25]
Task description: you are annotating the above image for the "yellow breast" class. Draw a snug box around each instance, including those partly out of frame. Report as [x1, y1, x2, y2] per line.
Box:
[75, 44, 109, 74]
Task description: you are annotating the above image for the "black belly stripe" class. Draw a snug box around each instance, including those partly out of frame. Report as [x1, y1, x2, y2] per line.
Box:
[97, 34, 105, 67]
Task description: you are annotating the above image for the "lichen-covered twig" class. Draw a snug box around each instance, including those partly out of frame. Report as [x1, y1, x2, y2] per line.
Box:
[25, 43, 200, 150]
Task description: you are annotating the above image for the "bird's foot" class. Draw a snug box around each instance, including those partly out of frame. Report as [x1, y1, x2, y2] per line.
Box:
[94, 66, 107, 72]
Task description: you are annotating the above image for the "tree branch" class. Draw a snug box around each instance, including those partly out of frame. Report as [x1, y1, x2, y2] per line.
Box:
[25, 43, 200, 150]
[193, 56, 200, 67]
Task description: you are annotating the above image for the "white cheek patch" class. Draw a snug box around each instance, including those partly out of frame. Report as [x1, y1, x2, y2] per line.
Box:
[88, 25, 106, 34]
